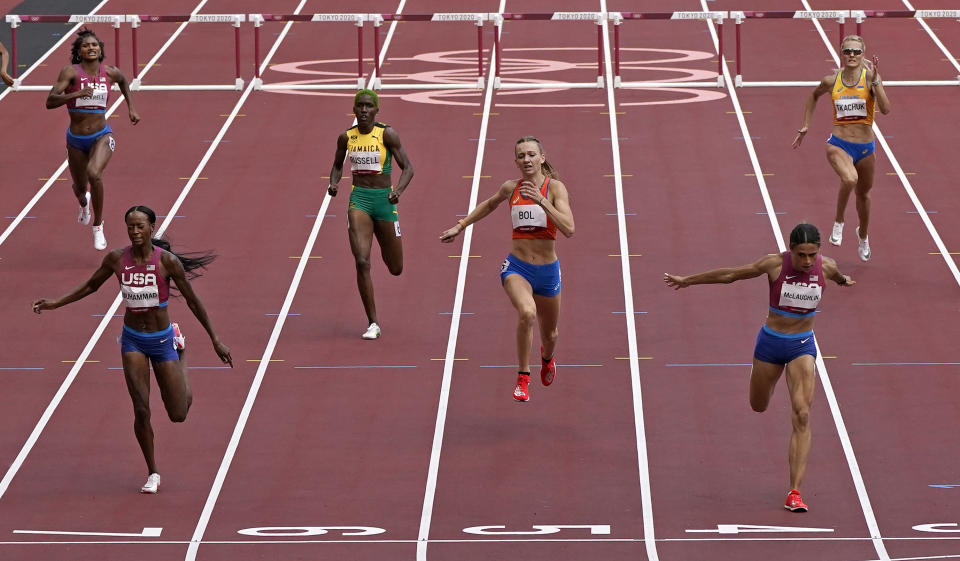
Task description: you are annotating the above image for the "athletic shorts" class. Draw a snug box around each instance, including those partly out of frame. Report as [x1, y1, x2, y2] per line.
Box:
[500, 253, 561, 297]
[349, 185, 398, 223]
[120, 324, 179, 363]
[753, 325, 817, 365]
[66, 124, 114, 154]
[827, 134, 875, 164]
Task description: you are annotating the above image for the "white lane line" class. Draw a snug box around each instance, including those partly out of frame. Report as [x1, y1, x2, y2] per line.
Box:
[901, 0, 960, 77]
[183, 2, 407, 560]
[711, 1, 889, 559]
[0, 0, 214, 503]
[598, 1, 659, 561]
[805, 0, 959, 286]
[0, 0, 211, 249]
[415, 2, 503, 560]
[0, 0, 110, 103]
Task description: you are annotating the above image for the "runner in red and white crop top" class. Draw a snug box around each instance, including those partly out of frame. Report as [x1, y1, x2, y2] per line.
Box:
[510, 177, 558, 240]
[440, 136, 575, 403]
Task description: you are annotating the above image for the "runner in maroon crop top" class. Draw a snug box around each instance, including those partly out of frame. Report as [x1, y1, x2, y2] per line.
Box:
[46, 27, 139, 251]
[664, 223, 854, 513]
[33, 205, 231, 494]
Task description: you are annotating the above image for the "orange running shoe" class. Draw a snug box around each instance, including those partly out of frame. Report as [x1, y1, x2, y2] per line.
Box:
[540, 347, 556, 386]
[784, 489, 808, 512]
[513, 373, 530, 402]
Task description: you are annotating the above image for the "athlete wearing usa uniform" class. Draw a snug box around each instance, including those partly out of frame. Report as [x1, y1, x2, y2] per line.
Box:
[794, 35, 891, 262]
[46, 28, 139, 251]
[665, 223, 854, 513]
[329, 90, 414, 340]
[441, 136, 575, 403]
[33, 205, 231, 494]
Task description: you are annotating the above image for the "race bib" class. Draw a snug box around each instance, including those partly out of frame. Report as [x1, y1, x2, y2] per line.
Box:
[779, 281, 822, 311]
[511, 203, 547, 231]
[834, 97, 867, 121]
[122, 284, 160, 309]
[348, 149, 382, 173]
[75, 78, 109, 108]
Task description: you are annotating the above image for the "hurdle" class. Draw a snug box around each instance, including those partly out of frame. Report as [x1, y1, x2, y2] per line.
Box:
[4, 14, 124, 91]
[731, 9, 960, 87]
[129, 14, 246, 90]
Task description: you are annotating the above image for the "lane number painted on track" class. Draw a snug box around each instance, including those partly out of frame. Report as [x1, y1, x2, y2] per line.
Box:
[237, 526, 385, 537]
[914, 523, 960, 533]
[686, 524, 834, 535]
[463, 524, 611, 536]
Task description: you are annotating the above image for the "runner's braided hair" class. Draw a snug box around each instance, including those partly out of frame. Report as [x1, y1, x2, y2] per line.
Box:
[71, 27, 105, 64]
[515, 136, 559, 179]
[789, 223, 821, 248]
[124, 205, 217, 285]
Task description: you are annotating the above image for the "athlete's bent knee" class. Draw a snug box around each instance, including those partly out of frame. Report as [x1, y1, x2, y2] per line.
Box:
[517, 307, 537, 328]
[792, 407, 810, 430]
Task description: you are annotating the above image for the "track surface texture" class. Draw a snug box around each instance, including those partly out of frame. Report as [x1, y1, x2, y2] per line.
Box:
[1, 1, 958, 560]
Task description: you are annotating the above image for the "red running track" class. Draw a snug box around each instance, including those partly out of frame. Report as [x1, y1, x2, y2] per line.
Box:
[1, 0, 959, 560]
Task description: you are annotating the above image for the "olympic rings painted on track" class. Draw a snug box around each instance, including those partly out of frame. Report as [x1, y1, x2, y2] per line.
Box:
[264, 47, 727, 107]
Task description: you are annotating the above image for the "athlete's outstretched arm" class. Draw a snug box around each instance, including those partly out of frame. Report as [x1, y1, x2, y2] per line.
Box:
[664, 253, 780, 290]
[793, 74, 834, 148]
[327, 132, 349, 197]
[439, 180, 514, 242]
[32, 250, 121, 312]
[163, 252, 232, 366]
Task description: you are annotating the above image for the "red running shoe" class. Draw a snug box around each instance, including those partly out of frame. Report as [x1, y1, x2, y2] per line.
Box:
[540, 347, 556, 386]
[513, 374, 530, 402]
[784, 489, 808, 512]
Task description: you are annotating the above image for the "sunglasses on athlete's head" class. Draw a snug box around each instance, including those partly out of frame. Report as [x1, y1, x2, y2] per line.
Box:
[842, 48, 863, 56]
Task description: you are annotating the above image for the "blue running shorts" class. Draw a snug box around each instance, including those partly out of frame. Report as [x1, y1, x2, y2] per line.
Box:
[753, 325, 817, 365]
[66, 124, 114, 154]
[120, 324, 179, 363]
[500, 253, 561, 297]
[826, 134, 875, 164]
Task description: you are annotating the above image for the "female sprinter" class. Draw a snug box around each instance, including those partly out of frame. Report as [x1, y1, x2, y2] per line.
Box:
[33, 205, 232, 494]
[440, 136, 575, 402]
[793, 35, 891, 262]
[328, 89, 414, 339]
[664, 223, 854, 512]
[1, 40, 13, 86]
[46, 27, 140, 250]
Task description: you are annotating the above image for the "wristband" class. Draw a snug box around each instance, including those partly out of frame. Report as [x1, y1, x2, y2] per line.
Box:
[457, 219, 466, 230]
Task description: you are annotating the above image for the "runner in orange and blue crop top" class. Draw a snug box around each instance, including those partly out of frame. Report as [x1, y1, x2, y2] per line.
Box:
[46, 28, 140, 251]
[441, 136, 575, 403]
[665, 223, 854, 514]
[33, 205, 231, 495]
[793, 35, 891, 262]
[329, 89, 414, 340]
